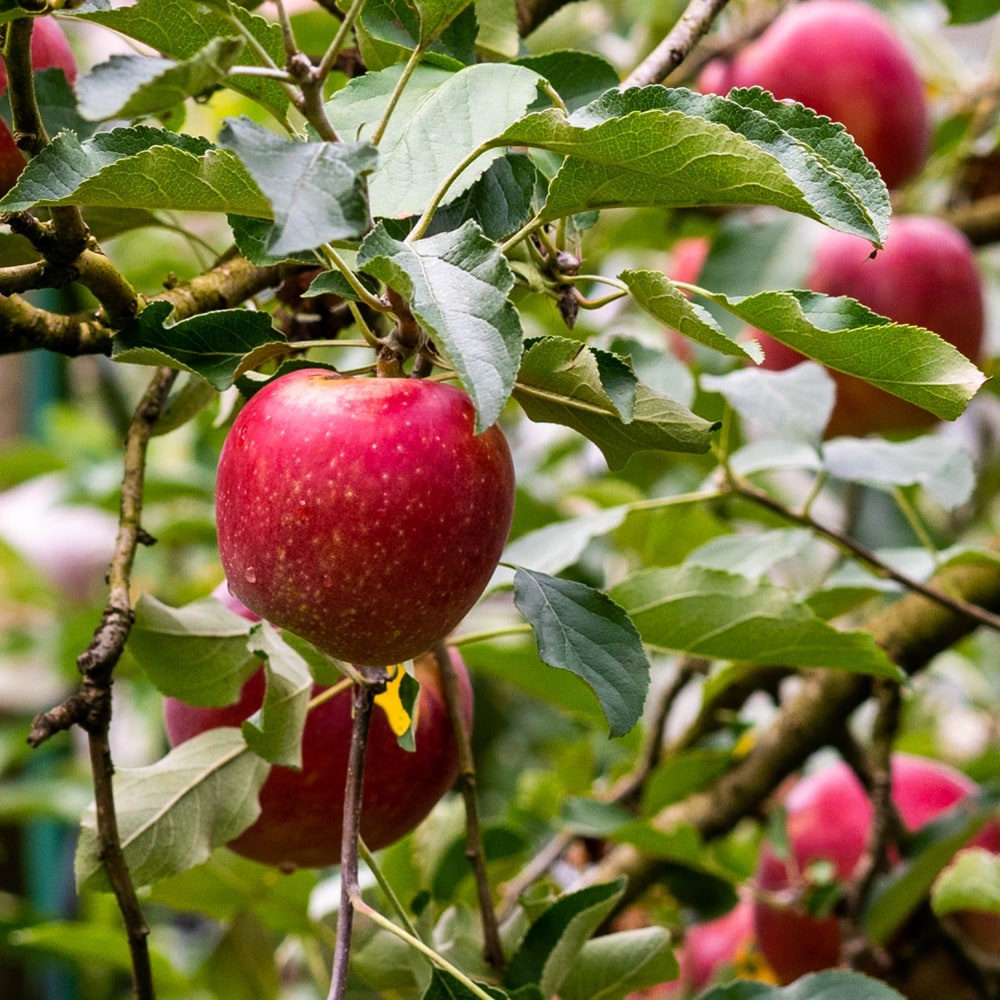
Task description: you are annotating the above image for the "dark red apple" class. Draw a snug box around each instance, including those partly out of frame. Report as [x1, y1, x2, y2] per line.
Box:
[754, 215, 985, 437]
[164, 646, 473, 868]
[0, 16, 77, 195]
[753, 753, 1000, 984]
[698, 0, 929, 189]
[215, 370, 515, 666]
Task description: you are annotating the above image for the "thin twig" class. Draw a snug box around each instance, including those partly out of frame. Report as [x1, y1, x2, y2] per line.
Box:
[432, 640, 505, 973]
[622, 0, 734, 88]
[731, 476, 1000, 633]
[28, 365, 179, 1000]
[328, 678, 378, 1000]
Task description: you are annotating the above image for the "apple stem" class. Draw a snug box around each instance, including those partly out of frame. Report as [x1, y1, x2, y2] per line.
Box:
[432, 640, 506, 973]
[327, 678, 378, 1000]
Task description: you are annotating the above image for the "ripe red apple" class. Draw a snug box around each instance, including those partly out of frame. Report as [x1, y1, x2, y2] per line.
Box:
[164, 645, 473, 868]
[624, 899, 760, 998]
[215, 370, 515, 666]
[753, 215, 985, 437]
[698, 0, 929, 189]
[0, 16, 77, 195]
[753, 753, 1000, 984]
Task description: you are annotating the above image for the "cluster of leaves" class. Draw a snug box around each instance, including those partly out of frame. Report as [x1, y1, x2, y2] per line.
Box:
[2, 0, 1000, 999]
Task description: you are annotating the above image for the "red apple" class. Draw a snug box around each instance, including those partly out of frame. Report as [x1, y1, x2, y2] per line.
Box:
[625, 899, 760, 998]
[754, 215, 985, 437]
[698, 0, 929, 189]
[215, 370, 515, 666]
[753, 753, 1000, 984]
[164, 645, 473, 868]
[0, 16, 77, 195]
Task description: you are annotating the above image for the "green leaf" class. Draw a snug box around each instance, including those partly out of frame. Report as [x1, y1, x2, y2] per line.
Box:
[218, 118, 377, 256]
[621, 268, 759, 361]
[931, 847, 1000, 918]
[461, 635, 609, 727]
[412, 0, 475, 41]
[200, 912, 279, 1000]
[512, 568, 650, 738]
[512, 336, 718, 469]
[328, 62, 542, 219]
[501, 505, 630, 579]
[556, 927, 678, 1000]
[686, 528, 817, 580]
[75, 728, 269, 891]
[113, 301, 286, 390]
[423, 153, 539, 242]
[424, 969, 527, 999]
[699, 970, 906, 999]
[7, 920, 192, 997]
[500, 86, 888, 244]
[610, 565, 902, 678]
[939, 0, 1000, 23]
[515, 51, 621, 113]
[358, 221, 523, 431]
[476, 0, 520, 60]
[561, 798, 635, 837]
[129, 593, 258, 706]
[0, 126, 271, 217]
[357, 0, 478, 67]
[821, 436, 977, 511]
[863, 789, 1000, 944]
[80, 0, 291, 123]
[642, 750, 734, 816]
[611, 821, 705, 863]
[77, 36, 244, 121]
[702, 364, 835, 445]
[241, 625, 312, 769]
[148, 849, 318, 934]
[505, 879, 628, 995]
[704, 288, 987, 421]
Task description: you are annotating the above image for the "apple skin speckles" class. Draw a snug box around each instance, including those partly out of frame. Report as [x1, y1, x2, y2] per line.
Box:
[215, 371, 515, 666]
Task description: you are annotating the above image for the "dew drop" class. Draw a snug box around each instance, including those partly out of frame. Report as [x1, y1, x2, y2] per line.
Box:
[244, 566, 257, 584]
[321, 573, 334, 588]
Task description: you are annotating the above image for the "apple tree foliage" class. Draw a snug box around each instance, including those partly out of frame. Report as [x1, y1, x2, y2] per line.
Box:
[1, 0, 1000, 998]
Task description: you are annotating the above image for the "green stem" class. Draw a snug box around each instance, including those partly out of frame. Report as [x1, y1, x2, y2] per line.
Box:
[351, 896, 498, 1000]
[406, 140, 501, 242]
[450, 624, 534, 646]
[358, 840, 421, 939]
[317, 0, 371, 80]
[370, 44, 426, 144]
[323, 247, 390, 314]
[500, 212, 546, 255]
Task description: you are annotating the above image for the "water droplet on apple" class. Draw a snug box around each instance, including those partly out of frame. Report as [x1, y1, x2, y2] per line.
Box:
[244, 566, 257, 583]
[321, 573, 333, 588]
